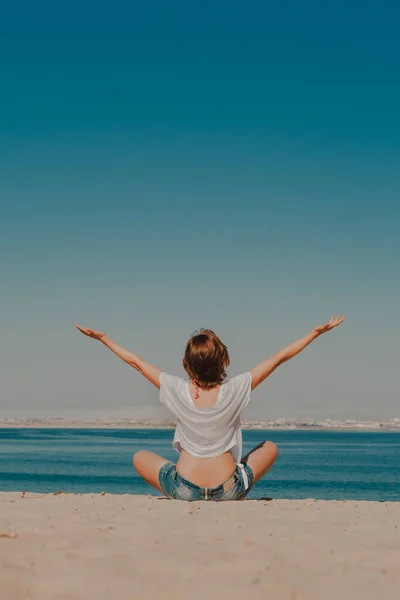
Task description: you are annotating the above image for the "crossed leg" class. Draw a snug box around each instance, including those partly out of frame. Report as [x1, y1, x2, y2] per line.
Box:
[133, 450, 170, 493]
[241, 440, 279, 485]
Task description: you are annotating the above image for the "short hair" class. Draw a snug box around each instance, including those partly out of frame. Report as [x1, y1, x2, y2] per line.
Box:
[182, 329, 230, 389]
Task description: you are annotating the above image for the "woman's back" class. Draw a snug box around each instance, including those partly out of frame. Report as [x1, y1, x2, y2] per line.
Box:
[159, 371, 252, 486]
[188, 381, 220, 408]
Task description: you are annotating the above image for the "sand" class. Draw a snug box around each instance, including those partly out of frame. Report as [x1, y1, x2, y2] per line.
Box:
[0, 493, 399, 600]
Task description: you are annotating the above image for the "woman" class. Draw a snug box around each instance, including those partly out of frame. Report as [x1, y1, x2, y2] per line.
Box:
[76, 314, 345, 501]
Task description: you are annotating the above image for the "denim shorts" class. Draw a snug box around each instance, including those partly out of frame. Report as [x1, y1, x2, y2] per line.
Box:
[158, 462, 254, 502]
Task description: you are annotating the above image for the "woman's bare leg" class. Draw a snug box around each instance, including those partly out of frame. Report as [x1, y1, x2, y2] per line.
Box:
[242, 441, 278, 485]
[133, 450, 170, 493]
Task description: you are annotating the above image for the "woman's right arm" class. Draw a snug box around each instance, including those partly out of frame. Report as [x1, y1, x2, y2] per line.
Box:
[249, 314, 346, 390]
[76, 326, 162, 388]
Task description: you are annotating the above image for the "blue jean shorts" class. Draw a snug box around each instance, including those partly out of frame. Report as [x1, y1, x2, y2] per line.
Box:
[158, 462, 254, 502]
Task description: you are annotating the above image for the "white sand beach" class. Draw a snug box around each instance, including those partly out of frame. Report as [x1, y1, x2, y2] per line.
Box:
[0, 493, 399, 600]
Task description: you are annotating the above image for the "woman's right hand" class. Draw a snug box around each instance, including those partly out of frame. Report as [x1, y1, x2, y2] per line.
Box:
[76, 325, 107, 341]
[314, 314, 346, 335]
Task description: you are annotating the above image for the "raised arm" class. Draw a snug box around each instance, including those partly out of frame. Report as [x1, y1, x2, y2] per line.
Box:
[249, 314, 346, 390]
[76, 326, 161, 388]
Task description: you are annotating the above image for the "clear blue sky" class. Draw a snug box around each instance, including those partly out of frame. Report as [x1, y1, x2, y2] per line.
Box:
[1, 1, 399, 419]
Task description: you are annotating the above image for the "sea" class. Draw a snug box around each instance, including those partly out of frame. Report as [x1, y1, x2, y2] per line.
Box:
[0, 429, 399, 501]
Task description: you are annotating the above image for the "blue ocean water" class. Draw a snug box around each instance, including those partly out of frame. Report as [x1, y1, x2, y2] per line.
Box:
[0, 429, 399, 501]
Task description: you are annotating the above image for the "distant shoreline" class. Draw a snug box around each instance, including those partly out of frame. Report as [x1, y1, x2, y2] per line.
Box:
[1, 418, 399, 431]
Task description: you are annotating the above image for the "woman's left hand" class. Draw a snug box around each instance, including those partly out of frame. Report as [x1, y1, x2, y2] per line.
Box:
[76, 325, 107, 341]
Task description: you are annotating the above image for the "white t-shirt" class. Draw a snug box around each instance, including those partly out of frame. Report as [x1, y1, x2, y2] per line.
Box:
[159, 371, 252, 463]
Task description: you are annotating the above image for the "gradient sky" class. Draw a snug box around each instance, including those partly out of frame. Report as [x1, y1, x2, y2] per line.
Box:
[1, 1, 399, 420]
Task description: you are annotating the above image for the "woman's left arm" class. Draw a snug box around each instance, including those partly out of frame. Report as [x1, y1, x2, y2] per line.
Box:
[76, 326, 161, 388]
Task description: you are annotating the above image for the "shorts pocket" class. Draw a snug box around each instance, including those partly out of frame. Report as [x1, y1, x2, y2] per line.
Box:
[158, 462, 176, 498]
[173, 485, 201, 502]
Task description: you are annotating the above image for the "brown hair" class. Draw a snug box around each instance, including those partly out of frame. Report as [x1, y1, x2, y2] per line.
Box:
[182, 329, 230, 390]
